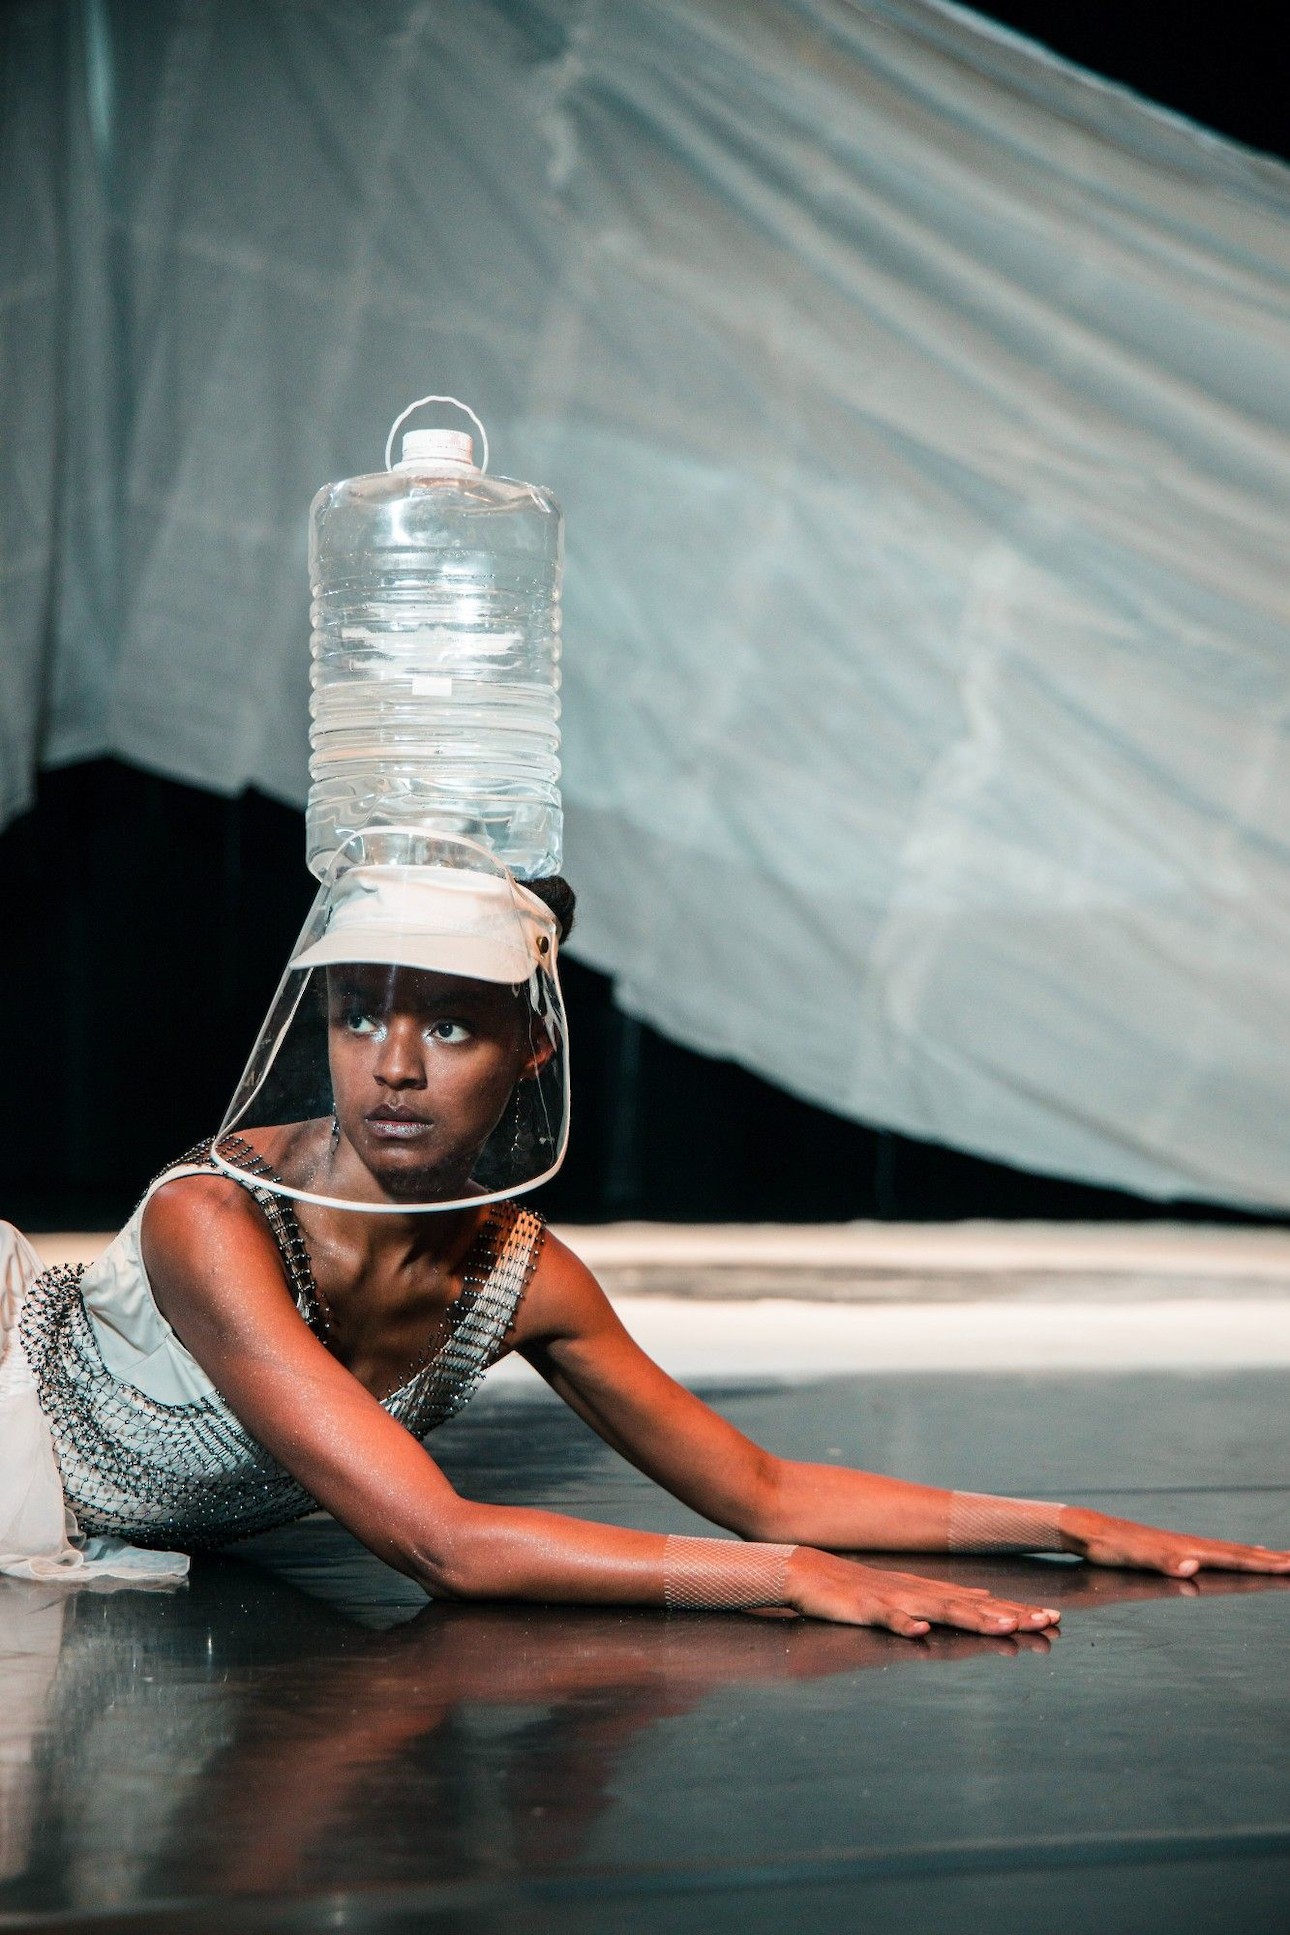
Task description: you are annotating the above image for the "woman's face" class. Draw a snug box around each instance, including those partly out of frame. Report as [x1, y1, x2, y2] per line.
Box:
[325, 964, 548, 1202]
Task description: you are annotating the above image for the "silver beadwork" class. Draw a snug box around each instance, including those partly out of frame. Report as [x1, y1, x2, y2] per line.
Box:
[20, 1139, 545, 1552]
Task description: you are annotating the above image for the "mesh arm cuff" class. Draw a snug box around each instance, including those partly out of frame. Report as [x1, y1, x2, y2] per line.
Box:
[662, 1535, 796, 1610]
[947, 1492, 1066, 1553]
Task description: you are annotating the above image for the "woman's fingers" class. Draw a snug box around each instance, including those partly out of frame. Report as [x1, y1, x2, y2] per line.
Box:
[1088, 1529, 1290, 1576]
[1186, 1541, 1290, 1573]
[867, 1571, 1060, 1625]
[1065, 1509, 1290, 1576]
[877, 1595, 1058, 1636]
[792, 1555, 1062, 1636]
[906, 1581, 1061, 1630]
[935, 1594, 1061, 1634]
[1159, 1546, 1290, 1576]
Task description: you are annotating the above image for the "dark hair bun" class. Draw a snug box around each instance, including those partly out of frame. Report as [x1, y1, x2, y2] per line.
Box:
[523, 875, 577, 944]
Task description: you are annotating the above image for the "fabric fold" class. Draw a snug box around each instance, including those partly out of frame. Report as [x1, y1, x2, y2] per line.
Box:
[0, 1224, 188, 1589]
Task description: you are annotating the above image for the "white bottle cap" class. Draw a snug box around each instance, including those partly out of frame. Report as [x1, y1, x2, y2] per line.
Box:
[399, 427, 477, 470]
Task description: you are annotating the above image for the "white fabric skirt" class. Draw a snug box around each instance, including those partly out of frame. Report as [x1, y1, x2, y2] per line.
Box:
[0, 1223, 188, 1587]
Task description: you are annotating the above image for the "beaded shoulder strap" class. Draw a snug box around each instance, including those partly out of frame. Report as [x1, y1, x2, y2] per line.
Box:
[145, 1137, 322, 1328]
[393, 1200, 546, 1426]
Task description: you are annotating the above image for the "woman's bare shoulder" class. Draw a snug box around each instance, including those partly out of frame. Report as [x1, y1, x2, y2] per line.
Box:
[141, 1171, 284, 1311]
[517, 1225, 614, 1343]
[144, 1167, 264, 1234]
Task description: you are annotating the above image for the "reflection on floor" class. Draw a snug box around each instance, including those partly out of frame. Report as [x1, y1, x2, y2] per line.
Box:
[1, 1371, 1288, 1934]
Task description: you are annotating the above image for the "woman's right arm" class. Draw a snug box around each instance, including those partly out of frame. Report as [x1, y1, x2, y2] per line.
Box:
[141, 1176, 678, 1602]
[140, 1177, 1057, 1636]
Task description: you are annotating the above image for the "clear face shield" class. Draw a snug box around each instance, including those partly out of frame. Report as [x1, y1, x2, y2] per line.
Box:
[213, 830, 569, 1212]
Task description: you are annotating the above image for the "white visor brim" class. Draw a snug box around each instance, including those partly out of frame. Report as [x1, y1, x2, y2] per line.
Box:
[289, 864, 556, 986]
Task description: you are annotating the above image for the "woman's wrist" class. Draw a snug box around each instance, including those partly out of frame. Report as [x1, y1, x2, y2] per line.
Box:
[1056, 1504, 1104, 1556]
[947, 1491, 1067, 1553]
[783, 1542, 817, 1612]
[662, 1534, 796, 1611]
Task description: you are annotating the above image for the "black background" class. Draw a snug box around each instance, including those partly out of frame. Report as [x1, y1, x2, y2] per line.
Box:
[4, 2, 1286, 1229]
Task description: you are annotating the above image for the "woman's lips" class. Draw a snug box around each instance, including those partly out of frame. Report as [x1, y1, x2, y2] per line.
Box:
[365, 1109, 431, 1140]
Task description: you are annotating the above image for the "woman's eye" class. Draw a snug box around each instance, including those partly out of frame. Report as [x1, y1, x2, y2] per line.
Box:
[341, 1010, 381, 1037]
[427, 1020, 470, 1044]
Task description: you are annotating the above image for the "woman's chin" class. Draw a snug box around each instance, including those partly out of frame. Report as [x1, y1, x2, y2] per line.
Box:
[364, 1146, 474, 1205]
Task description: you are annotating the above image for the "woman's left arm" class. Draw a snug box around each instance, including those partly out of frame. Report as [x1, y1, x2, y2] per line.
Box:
[516, 1237, 1290, 1578]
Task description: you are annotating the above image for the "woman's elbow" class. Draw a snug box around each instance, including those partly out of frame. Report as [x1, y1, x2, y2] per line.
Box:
[728, 1453, 794, 1543]
[397, 1501, 495, 1599]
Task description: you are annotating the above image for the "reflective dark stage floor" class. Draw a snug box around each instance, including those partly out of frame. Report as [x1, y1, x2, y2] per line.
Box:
[2, 1371, 1288, 1934]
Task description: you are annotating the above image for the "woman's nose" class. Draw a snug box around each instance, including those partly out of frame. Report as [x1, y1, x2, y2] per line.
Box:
[372, 1018, 427, 1089]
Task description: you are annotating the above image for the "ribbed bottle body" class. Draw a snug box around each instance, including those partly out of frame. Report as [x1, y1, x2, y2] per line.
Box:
[306, 467, 562, 880]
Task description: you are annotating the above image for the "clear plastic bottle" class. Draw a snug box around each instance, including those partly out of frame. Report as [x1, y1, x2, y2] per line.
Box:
[306, 406, 563, 880]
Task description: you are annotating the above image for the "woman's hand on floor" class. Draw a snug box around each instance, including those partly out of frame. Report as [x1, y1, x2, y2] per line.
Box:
[1059, 1508, 1290, 1577]
[786, 1550, 1061, 1636]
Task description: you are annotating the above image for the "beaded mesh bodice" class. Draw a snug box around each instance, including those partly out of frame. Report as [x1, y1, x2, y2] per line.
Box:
[19, 1140, 545, 1550]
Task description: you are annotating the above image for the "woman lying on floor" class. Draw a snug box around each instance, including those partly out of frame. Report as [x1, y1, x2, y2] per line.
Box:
[3, 833, 1286, 1624]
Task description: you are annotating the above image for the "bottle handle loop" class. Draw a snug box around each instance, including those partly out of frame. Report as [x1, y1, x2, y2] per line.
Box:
[384, 395, 490, 474]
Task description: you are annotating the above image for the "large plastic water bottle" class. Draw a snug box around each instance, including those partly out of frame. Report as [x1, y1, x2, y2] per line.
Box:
[306, 397, 563, 880]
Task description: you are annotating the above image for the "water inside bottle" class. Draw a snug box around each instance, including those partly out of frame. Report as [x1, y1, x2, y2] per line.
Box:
[306, 459, 563, 879]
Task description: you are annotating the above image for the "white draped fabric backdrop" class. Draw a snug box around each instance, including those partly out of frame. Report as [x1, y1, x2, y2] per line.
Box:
[6, 0, 1290, 1208]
